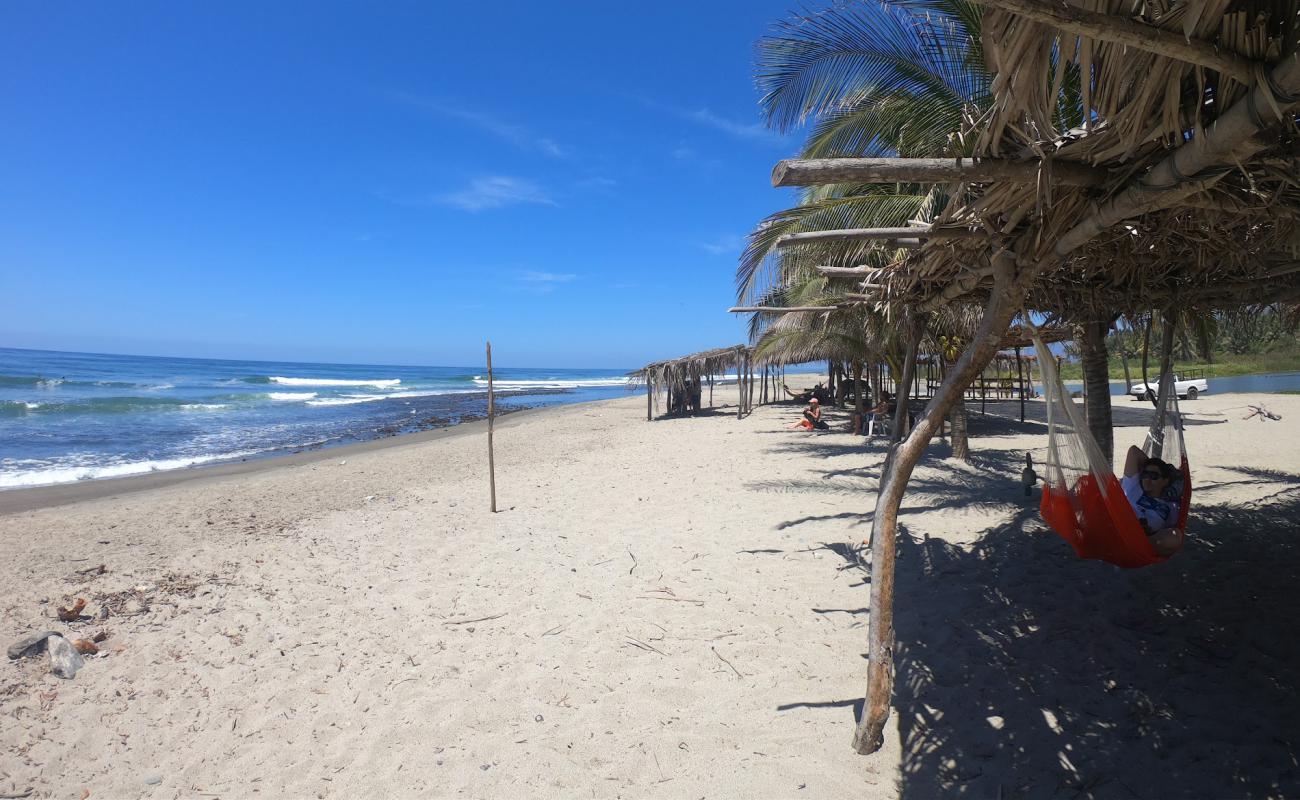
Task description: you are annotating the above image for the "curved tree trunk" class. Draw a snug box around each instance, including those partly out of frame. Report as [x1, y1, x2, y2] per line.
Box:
[1080, 319, 1115, 465]
[853, 253, 1035, 753]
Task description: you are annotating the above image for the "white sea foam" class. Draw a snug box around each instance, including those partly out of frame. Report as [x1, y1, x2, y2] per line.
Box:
[270, 376, 401, 388]
[306, 395, 385, 407]
[304, 389, 478, 407]
[0, 449, 265, 489]
[471, 377, 630, 389]
[268, 392, 318, 401]
[180, 403, 229, 411]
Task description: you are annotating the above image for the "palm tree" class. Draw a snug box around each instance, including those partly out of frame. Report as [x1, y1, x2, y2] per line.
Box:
[745, 0, 1119, 465]
[739, 0, 991, 457]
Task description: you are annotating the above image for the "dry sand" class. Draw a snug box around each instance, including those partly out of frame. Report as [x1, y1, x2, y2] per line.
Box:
[2, 381, 1298, 798]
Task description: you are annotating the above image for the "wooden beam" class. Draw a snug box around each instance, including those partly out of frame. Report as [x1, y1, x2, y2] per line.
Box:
[728, 306, 839, 313]
[816, 266, 875, 276]
[777, 227, 975, 248]
[967, 0, 1256, 84]
[773, 157, 1107, 188]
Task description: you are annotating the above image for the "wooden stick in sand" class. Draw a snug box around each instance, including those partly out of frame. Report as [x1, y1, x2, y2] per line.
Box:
[487, 341, 497, 513]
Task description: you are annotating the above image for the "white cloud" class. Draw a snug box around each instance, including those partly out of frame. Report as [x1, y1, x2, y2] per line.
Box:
[701, 234, 745, 255]
[386, 91, 568, 157]
[682, 108, 775, 141]
[514, 270, 577, 294]
[637, 96, 784, 144]
[518, 270, 577, 284]
[438, 177, 556, 212]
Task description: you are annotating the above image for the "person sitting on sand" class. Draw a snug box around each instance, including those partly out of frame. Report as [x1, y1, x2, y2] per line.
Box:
[789, 397, 828, 430]
[1121, 445, 1183, 557]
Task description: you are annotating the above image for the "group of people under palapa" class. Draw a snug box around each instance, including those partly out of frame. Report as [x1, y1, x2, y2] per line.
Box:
[667, 379, 703, 415]
[785, 382, 895, 436]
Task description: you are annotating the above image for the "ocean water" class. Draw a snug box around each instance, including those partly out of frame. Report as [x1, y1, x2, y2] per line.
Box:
[0, 348, 633, 489]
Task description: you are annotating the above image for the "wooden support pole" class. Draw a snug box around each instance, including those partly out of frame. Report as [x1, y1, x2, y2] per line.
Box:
[646, 374, 653, 422]
[772, 156, 1107, 188]
[737, 357, 744, 421]
[748, 358, 756, 413]
[728, 305, 840, 313]
[854, 253, 1035, 754]
[777, 227, 977, 249]
[486, 342, 497, 514]
[965, 0, 1256, 83]
[1016, 346, 1026, 422]
[891, 315, 927, 443]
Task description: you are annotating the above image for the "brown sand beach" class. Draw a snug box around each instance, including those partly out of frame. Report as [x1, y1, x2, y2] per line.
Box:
[2, 383, 1299, 798]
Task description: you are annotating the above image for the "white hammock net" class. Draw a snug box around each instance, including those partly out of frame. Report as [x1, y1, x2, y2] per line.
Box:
[1031, 333, 1188, 500]
[1032, 335, 1113, 498]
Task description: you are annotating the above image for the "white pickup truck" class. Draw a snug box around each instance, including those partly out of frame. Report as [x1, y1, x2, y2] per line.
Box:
[1128, 369, 1208, 400]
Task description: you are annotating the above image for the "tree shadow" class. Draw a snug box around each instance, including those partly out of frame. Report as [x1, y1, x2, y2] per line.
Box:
[890, 489, 1300, 799]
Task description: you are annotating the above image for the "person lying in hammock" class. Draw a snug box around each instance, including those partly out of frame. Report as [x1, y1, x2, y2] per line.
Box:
[1122, 445, 1183, 557]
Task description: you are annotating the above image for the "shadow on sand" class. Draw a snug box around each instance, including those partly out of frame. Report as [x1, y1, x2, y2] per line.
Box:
[886, 483, 1300, 798]
[760, 408, 1300, 797]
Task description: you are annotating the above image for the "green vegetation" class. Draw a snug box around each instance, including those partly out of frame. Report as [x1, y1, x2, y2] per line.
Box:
[1057, 346, 1300, 381]
[1056, 306, 1300, 382]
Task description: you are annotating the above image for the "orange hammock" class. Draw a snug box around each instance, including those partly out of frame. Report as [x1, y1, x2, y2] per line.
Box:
[1031, 334, 1191, 568]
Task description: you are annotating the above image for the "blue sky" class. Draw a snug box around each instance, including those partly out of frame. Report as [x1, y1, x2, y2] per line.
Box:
[1, 1, 808, 368]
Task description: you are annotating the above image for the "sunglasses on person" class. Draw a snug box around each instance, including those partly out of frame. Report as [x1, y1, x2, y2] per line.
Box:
[1140, 470, 1164, 481]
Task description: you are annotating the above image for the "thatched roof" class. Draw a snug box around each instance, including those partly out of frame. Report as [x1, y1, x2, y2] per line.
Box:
[631, 346, 749, 392]
[774, 0, 1300, 317]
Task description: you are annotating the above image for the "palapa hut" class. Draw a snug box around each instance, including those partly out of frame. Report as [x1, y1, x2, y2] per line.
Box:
[631, 346, 758, 420]
[740, 0, 1300, 753]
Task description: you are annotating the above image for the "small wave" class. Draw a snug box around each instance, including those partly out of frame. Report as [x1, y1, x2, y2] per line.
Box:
[302, 388, 482, 407]
[0, 401, 39, 417]
[0, 449, 266, 489]
[270, 376, 401, 388]
[306, 394, 385, 406]
[179, 403, 229, 411]
[268, 392, 318, 401]
[0, 396, 229, 416]
[0, 375, 45, 387]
